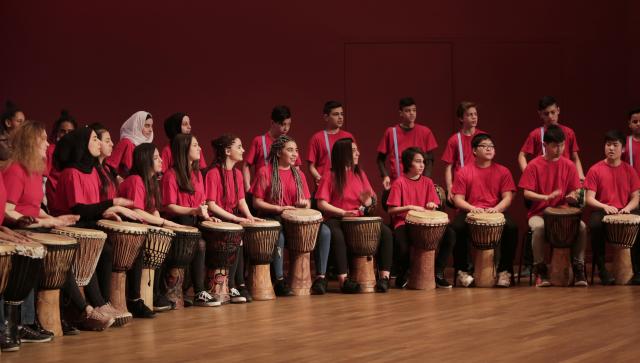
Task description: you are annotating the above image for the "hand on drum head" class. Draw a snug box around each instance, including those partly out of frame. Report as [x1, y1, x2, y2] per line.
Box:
[470, 207, 485, 213]
[0, 226, 33, 243]
[603, 205, 619, 215]
[342, 210, 360, 217]
[56, 214, 81, 225]
[619, 206, 632, 214]
[409, 205, 427, 212]
[484, 207, 501, 214]
[15, 216, 37, 228]
[113, 197, 134, 207]
[295, 199, 310, 208]
[426, 202, 438, 210]
[565, 191, 579, 205]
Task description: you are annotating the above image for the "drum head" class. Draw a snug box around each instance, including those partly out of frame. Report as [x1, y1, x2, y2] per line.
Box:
[406, 210, 449, 225]
[147, 226, 176, 237]
[97, 220, 149, 234]
[4, 240, 46, 259]
[602, 214, 640, 224]
[543, 206, 581, 216]
[466, 212, 506, 225]
[53, 226, 107, 239]
[0, 242, 16, 256]
[200, 221, 243, 232]
[28, 233, 77, 246]
[166, 225, 200, 235]
[341, 216, 382, 222]
[240, 220, 281, 228]
[281, 208, 322, 222]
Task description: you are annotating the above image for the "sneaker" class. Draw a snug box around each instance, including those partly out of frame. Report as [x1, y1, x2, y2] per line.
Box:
[19, 325, 52, 343]
[61, 320, 80, 336]
[30, 320, 54, 337]
[340, 278, 360, 294]
[127, 299, 156, 318]
[535, 263, 551, 287]
[435, 273, 453, 288]
[95, 303, 131, 327]
[496, 271, 512, 288]
[573, 262, 588, 287]
[1, 337, 19, 352]
[376, 276, 390, 293]
[395, 273, 408, 289]
[599, 268, 615, 286]
[194, 291, 222, 307]
[630, 272, 640, 285]
[456, 271, 474, 287]
[311, 277, 328, 295]
[517, 265, 532, 278]
[76, 309, 115, 331]
[238, 285, 253, 302]
[274, 279, 294, 297]
[153, 295, 175, 312]
[230, 288, 248, 304]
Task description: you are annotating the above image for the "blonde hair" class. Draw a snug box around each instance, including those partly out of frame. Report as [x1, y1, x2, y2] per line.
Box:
[9, 120, 47, 174]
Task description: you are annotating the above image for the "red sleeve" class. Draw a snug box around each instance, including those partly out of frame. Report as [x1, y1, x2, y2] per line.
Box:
[451, 169, 468, 196]
[386, 178, 402, 207]
[630, 166, 640, 192]
[245, 136, 259, 166]
[425, 178, 440, 205]
[121, 139, 134, 170]
[160, 146, 172, 173]
[499, 167, 517, 193]
[583, 167, 599, 192]
[307, 133, 320, 164]
[299, 171, 311, 199]
[236, 169, 246, 200]
[3, 163, 25, 205]
[119, 176, 147, 210]
[440, 135, 456, 164]
[315, 172, 333, 202]
[518, 163, 537, 191]
[376, 128, 391, 154]
[161, 170, 179, 206]
[64, 170, 96, 206]
[520, 131, 535, 154]
[252, 167, 270, 199]
[567, 128, 580, 153]
[566, 163, 581, 191]
[360, 171, 374, 196]
[422, 127, 438, 152]
[204, 168, 220, 202]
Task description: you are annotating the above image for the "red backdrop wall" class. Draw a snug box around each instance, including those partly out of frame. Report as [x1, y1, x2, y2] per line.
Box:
[1, 1, 637, 236]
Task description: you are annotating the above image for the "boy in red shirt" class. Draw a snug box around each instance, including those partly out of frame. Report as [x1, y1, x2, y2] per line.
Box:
[622, 108, 640, 176]
[451, 133, 518, 287]
[517, 96, 584, 179]
[518, 125, 587, 287]
[585, 130, 640, 285]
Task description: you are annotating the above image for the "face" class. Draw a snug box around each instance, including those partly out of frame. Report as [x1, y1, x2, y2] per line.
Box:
[188, 137, 201, 162]
[410, 153, 425, 175]
[56, 121, 75, 141]
[99, 131, 114, 158]
[272, 118, 292, 136]
[399, 105, 417, 124]
[351, 143, 360, 166]
[629, 113, 640, 135]
[5, 111, 25, 132]
[461, 107, 478, 128]
[605, 140, 623, 161]
[88, 130, 102, 157]
[278, 141, 298, 166]
[152, 148, 163, 174]
[38, 130, 50, 159]
[142, 118, 153, 138]
[544, 141, 565, 159]
[226, 138, 244, 162]
[181, 116, 191, 134]
[473, 139, 496, 161]
[538, 104, 560, 125]
[324, 107, 344, 129]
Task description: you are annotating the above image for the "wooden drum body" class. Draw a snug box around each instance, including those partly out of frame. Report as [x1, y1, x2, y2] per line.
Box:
[341, 216, 381, 293]
[241, 220, 281, 301]
[405, 211, 449, 290]
[543, 207, 581, 286]
[163, 225, 201, 309]
[466, 212, 505, 288]
[281, 209, 322, 296]
[603, 214, 640, 284]
[140, 226, 174, 311]
[0, 243, 16, 298]
[201, 221, 243, 304]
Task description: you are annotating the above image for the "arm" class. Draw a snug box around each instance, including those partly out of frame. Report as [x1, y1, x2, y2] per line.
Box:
[207, 200, 247, 223]
[317, 199, 357, 218]
[517, 151, 529, 172]
[571, 152, 585, 180]
[621, 190, 640, 214]
[253, 197, 293, 215]
[308, 162, 322, 186]
[238, 198, 260, 221]
[585, 189, 619, 214]
[444, 164, 454, 203]
[388, 205, 427, 215]
[523, 189, 561, 202]
[377, 152, 390, 190]
[490, 191, 513, 213]
[453, 194, 483, 213]
[242, 163, 252, 192]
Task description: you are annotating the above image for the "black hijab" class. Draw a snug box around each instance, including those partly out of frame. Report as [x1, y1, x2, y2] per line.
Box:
[163, 112, 187, 141]
[53, 127, 97, 174]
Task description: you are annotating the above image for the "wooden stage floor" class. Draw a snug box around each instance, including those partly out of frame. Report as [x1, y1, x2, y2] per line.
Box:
[3, 280, 640, 363]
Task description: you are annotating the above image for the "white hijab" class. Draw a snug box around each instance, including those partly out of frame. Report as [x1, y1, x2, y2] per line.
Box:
[120, 110, 153, 145]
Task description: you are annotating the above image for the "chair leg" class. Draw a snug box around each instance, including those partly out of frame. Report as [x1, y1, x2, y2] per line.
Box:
[517, 233, 525, 285]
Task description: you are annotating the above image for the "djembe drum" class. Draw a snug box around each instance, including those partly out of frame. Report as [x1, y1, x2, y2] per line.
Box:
[466, 212, 505, 287]
[98, 220, 148, 326]
[140, 226, 174, 311]
[341, 216, 382, 293]
[200, 221, 243, 304]
[0, 242, 15, 302]
[543, 206, 581, 286]
[241, 220, 281, 301]
[281, 209, 322, 296]
[163, 225, 200, 309]
[3, 240, 45, 350]
[52, 227, 107, 296]
[603, 214, 640, 284]
[405, 210, 449, 290]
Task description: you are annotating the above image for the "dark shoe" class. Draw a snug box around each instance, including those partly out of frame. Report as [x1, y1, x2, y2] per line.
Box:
[630, 272, 640, 285]
[435, 273, 453, 288]
[274, 279, 294, 296]
[19, 325, 52, 343]
[340, 279, 361, 294]
[1, 337, 19, 352]
[61, 320, 80, 336]
[30, 320, 54, 337]
[376, 277, 390, 293]
[2, 303, 22, 351]
[238, 285, 253, 302]
[518, 265, 532, 278]
[395, 273, 408, 289]
[127, 299, 156, 318]
[153, 295, 174, 312]
[599, 267, 615, 286]
[311, 277, 328, 295]
[573, 262, 588, 287]
[535, 263, 551, 287]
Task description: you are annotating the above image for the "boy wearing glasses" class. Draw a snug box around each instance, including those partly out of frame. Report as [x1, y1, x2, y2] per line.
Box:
[451, 133, 518, 287]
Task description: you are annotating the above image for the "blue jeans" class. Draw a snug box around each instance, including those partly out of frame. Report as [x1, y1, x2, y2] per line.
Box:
[274, 224, 331, 279]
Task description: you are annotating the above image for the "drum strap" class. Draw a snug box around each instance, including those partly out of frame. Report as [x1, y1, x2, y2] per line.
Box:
[629, 136, 634, 167]
[392, 127, 401, 178]
[540, 127, 546, 156]
[323, 130, 331, 157]
[261, 135, 268, 163]
[457, 132, 464, 168]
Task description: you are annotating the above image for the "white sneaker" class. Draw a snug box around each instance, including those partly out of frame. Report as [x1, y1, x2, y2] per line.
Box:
[230, 288, 247, 304]
[194, 291, 222, 307]
[457, 271, 474, 287]
[496, 271, 512, 288]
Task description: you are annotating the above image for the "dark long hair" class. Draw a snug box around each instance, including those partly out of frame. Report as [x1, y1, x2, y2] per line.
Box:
[210, 134, 239, 208]
[51, 109, 77, 143]
[267, 135, 304, 205]
[130, 143, 162, 212]
[88, 122, 118, 200]
[164, 112, 187, 141]
[172, 133, 198, 194]
[330, 137, 360, 193]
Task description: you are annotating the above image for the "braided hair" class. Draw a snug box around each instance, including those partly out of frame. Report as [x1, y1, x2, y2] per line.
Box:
[268, 135, 304, 206]
[209, 134, 240, 209]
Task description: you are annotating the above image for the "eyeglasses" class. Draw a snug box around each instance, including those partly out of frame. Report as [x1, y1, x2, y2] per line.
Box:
[476, 144, 495, 150]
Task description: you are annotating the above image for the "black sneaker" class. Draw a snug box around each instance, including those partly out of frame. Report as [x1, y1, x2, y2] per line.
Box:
[435, 274, 452, 288]
[61, 320, 80, 336]
[30, 320, 54, 337]
[599, 268, 615, 286]
[238, 285, 253, 302]
[376, 277, 390, 293]
[311, 277, 328, 295]
[340, 279, 360, 294]
[153, 295, 175, 312]
[573, 262, 588, 287]
[630, 272, 640, 285]
[19, 325, 52, 343]
[395, 272, 408, 289]
[274, 279, 294, 296]
[127, 299, 156, 319]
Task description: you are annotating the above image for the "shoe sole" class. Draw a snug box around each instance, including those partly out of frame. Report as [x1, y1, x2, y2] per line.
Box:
[153, 306, 172, 312]
[436, 284, 453, 288]
[21, 337, 53, 343]
[194, 302, 222, 307]
[113, 314, 133, 327]
[1, 346, 20, 352]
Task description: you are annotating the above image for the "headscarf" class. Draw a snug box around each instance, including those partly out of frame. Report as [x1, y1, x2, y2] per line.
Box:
[164, 112, 187, 141]
[53, 127, 97, 174]
[120, 110, 153, 145]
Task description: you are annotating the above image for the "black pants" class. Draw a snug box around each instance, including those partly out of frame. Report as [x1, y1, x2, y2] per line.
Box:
[324, 218, 393, 275]
[61, 270, 88, 311]
[451, 212, 518, 273]
[393, 224, 455, 276]
[589, 209, 640, 273]
[85, 242, 113, 307]
[126, 250, 144, 300]
[170, 215, 207, 293]
[228, 246, 245, 288]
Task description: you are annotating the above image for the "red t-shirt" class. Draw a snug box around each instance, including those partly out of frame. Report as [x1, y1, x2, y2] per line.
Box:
[55, 168, 101, 216]
[316, 169, 373, 216]
[518, 156, 581, 218]
[307, 129, 355, 177]
[106, 138, 135, 176]
[245, 133, 302, 170]
[0, 173, 6, 225]
[2, 162, 44, 218]
[520, 123, 579, 158]
[377, 123, 438, 180]
[160, 145, 207, 173]
[584, 160, 640, 209]
[387, 175, 440, 228]
[204, 167, 245, 214]
[119, 174, 154, 212]
[441, 128, 485, 178]
[252, 165, 310, 206]
[622, 136, 640, 177]
[161, 168, 206, 210]
[45, 143, 56, 177]
[452, 162, 516, 209]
